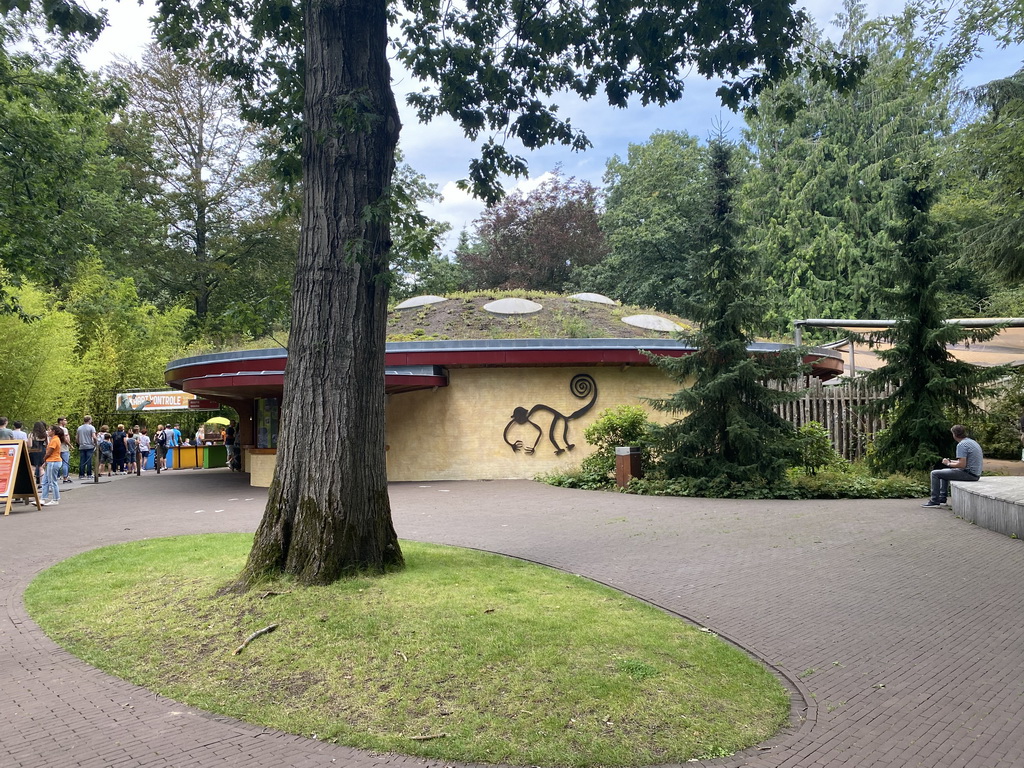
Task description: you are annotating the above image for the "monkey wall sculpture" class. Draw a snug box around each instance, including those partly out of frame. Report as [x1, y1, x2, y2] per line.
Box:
[503, 373, 597, 455]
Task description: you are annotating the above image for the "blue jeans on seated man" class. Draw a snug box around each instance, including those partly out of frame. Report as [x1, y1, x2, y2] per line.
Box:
[929, 468, 978, 503]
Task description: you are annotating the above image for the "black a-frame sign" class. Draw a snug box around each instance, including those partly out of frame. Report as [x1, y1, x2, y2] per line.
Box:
[0, 440, 41, 515]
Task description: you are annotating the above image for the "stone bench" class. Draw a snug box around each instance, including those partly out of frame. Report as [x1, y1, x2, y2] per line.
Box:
[952, 477, 1024, 538]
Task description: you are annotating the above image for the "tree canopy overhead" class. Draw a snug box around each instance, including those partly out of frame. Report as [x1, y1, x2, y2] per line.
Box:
[151, 0, 818, 201]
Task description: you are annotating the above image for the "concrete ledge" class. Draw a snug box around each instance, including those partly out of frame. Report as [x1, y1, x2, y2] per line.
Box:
[952, 477, 1024, 538]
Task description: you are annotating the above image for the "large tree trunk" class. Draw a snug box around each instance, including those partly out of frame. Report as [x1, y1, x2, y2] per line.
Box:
[238, 0, 403, 586]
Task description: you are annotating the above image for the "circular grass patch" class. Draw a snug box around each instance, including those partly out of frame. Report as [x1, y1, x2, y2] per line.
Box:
[25, 535, 789, 766]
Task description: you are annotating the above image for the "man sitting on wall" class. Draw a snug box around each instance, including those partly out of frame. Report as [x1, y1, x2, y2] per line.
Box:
[923, 425, 983, 508]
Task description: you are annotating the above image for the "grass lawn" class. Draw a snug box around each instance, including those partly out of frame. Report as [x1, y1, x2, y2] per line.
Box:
[25, 535, 790, 766]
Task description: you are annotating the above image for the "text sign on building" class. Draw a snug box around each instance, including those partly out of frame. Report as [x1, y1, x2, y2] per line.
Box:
[116, 391, 196, 412]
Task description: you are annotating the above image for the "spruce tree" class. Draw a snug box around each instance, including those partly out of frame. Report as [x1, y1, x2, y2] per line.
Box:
[864, 167, 1006, 474]
[650, 139, 798, 495]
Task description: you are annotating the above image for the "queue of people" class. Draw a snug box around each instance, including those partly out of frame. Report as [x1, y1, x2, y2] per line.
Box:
[1, 415, 242, 507]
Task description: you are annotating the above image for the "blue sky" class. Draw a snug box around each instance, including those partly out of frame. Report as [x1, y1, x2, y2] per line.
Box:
[81, 0, 1023, 253]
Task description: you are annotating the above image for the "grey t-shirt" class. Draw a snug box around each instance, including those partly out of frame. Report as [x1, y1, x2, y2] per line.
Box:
[76, 423, 97, 449]
[956, 437, 983, 476]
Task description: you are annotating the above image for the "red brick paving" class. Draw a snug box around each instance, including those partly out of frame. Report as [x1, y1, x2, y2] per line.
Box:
[3, 471, 1023, 767]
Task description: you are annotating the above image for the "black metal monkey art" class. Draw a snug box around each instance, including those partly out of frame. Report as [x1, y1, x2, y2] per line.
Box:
[503, 374, 598, 455]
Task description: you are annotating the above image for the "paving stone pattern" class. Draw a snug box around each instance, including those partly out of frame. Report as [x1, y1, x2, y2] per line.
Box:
[3, 471, 1023, 767]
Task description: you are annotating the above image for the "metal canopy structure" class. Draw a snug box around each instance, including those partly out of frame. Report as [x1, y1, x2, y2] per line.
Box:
[793, 318, 1024, 377]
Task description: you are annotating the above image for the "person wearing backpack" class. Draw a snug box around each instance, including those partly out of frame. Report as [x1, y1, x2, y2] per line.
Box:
[155, 423, 169, 470]
[27, 421, 47, 487]
[98, 433, 113, 476]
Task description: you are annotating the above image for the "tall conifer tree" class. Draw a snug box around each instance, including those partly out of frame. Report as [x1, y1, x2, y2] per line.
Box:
[864, 167, 1006, 474]
[650, 139, 797, 495]
[742, 1, 957, 328]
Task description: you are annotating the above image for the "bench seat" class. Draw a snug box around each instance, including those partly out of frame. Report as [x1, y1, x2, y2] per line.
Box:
[952, 477, 1024, 539]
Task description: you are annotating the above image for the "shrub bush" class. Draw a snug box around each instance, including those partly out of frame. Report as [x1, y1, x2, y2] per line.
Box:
[964, 374, 1024, 460]
[579, 405, 657, 478]
[542, 463, 928, 500]
[537, 468, 616, 491]
[796, 421, 847, 475]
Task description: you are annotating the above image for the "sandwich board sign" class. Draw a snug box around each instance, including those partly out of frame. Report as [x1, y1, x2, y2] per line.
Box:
[0, 440, 40, 515]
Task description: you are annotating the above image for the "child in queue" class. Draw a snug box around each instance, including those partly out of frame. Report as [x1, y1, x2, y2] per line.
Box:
[98, 433, 113, 477]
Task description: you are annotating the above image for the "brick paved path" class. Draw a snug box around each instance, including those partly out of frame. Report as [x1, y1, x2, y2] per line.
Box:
[3, 471, 1024, 767]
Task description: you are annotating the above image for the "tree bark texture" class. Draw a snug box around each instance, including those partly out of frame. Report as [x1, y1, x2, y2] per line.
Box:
[241, 0, 403, 585]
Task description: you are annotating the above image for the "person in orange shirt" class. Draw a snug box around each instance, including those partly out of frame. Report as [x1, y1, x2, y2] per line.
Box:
[40, 425, 64, 505]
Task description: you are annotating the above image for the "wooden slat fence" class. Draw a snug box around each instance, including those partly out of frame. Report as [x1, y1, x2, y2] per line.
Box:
[770, 379, 891, 460]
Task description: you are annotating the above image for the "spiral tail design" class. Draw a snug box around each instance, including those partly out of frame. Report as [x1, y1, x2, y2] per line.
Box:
[570, 373, 596, 399]
[568, 374, 598, 419]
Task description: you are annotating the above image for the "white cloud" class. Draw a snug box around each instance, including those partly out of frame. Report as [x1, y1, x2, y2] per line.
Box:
[423, 182, 484, 245]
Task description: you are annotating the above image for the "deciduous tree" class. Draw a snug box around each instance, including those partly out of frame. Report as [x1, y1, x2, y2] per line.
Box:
[0, 20, 153, 310]
[143, 0, 821, 585]
[110, 46, 293, 336]
[459, 170, 607, 292]
[64, 259, 192, 417]
[389, 154, 456, 301]
[577, 131, 709, 314]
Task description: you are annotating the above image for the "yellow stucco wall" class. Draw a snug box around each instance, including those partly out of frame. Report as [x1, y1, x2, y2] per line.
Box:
[385, 366, 677, 482]
[245, 365, 680, 487]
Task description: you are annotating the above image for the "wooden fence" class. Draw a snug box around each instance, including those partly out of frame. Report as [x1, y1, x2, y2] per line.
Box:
[771, 379, 890, 460]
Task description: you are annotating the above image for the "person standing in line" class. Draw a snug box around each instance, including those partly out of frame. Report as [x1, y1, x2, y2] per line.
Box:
[224, 421, 237, 469]
[28, 421, 47, 486]
[0, 417, 13, 439]
[76, 416, 97, 479]
[138, 427, 151, 471]
[10, 421, 28, 501]
[97, 433, 113, 476]
[165, 423, 178, 469]
[155, 423, 168, 469]
[126, 429, 138, 474]
[111, 424, 128, 474]
[40, 425, 63, 505]
[56, 417, 72, 483]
